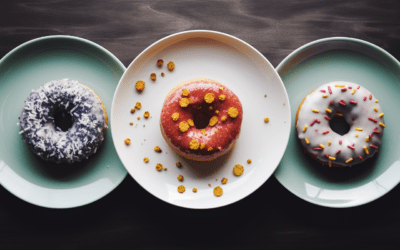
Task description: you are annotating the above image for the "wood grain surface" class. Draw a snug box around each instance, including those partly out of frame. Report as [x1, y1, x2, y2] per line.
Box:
[1, 1, 400, 249]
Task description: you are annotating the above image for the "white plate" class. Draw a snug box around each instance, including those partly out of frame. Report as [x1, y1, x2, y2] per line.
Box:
[111, 30, 291, 209]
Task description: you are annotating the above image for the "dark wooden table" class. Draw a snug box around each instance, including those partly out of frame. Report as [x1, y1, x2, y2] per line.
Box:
[1, 1, 400, 249]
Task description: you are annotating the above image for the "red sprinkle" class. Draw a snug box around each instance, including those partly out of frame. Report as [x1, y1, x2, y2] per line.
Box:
[336, 149, 341, 154]
[369, 134, 373, 139]
[313, 147, 323, 151]
[359, 156, 364, 160]
[357, 86, 361, 89]
[374, 127, 378, 130]
[350, 100, 357, 104]
[310, 119, 318, 126]
[324, 116, 331, 121]
[363, 96, 367, 101]
[341, 88, 347, 92]
[328, 86, 332, 94]
[347, 145, 355, 150]
[320, 90, 326, 93]
[339, 101, 346, 106]
[315, 130, 318, 132]
[352, 143, 355, 146]
[329, 101, 334, 106]
[325, 154, 330, 159]
[339, 140, 342, 145]
[348, 86, 352, 89]
[368, 117, 378, 123]
[322, 130, 329, 135]
[370, 145, 378, 149]
[369, 94, 372, 100]
[373, 130, 381, 134]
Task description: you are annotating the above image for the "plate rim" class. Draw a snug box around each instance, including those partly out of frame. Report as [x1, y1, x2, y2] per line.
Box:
[110, 29, 291, 209]
[274, 36, 400, 208]
[0, 35, 127, 209]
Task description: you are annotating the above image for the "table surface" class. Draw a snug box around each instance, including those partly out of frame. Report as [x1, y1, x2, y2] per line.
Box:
[1, 1, 400, 249]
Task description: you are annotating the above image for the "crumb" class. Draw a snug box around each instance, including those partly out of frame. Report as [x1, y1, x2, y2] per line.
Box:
[208, 184, 211, 187]
[177, 185, 185, 193]
[135, 102, 142, 109]
[150, 73, 156, 81]
[154, 146, 162, 152]
[215, 110, 219, 114]
[192, 188, 197, 193]
[221, 178, 228, 184]
[209, 116, 218, 126]
[228, 107, 239, 118]
[161, 72, 165, 77]
[177, 175, 184, 181]
[135, 80, 145, 91]
[219, 94, 226, 101]
[207, 147, 213, 151]
[214, 130, 218, 133]
[233, 164, 244, 176]
[144, 139, 146, 141]
[164, 168, 167, 171]
[209, 106, 213, 110]
[137, 116, 140, 120]
[283, 103, 285, 105]
[200, 143, 206, 149]
[201, 129, 206, 135]
[129, 122, 133, 125]
[171, 112, 179, 122]
[179, 98, 190, 107]
[155, 163, 163, 171]
[157, 59, 164, 67]
[216, 179, 218, 181]
[130, 108, 136, 114]
[179, 121, 190, 132]
[189, 139, 200, 150]
[143, 157, 149, 163]
[219, 87, 223, 90]
[167, 61, 175, 71]
[143, 125, 145, 127]
[264, 117, 269, 123]
[247, 159, 252, 164]
[144, 111, 150, 119]
[187, 119, 194, 127]
[204, 93, 215, 103]
[182, 89, 190, 96]
[176, 162, 182, 168]
[124, 138, 131, 145]
[221, 116, 227, 122]
[264, 94, 267, 97]
[213, 186, 223, 197]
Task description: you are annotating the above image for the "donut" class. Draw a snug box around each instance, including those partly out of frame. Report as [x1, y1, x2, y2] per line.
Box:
[160, 78, 243, 161]
[19, 79, 108, 164]
[296, 81, 385, 167]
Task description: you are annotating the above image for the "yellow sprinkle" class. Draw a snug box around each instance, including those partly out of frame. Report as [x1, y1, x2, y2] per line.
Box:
[319, 144, 325, 149]
[346, 158, 353, 163]
[171, 112, 179, 121]
[328, 140, 331, 146]
[366, 136, 370, 142]
[209, 116, 218, 126]
[325, 108, 332, 114]
[312, 109, 319, 113]
[355, 133, 358, 137]
[329, 156, 336, 161]
[374, 107, 378, 112]
[363, 146, 369, 155]
[328, 161, 332, 168]
[305, 138, 310, 144]
[303, 125, 308, 132]
[379, 122, 385, 128]
[379, 113, 384, 118]
[336, 113, 343, 117]
[351, 89, 356, 95]
[335, 84, 345, 87]
[322, 94, 329, 98]
[355, 127, 363, 131]
[375, 99, 379, 103]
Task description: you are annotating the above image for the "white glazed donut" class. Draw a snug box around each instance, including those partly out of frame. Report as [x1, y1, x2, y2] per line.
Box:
[296, 81, 385, 167]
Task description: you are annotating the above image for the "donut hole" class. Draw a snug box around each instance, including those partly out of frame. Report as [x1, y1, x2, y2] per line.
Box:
[193, 107, 213, 129]
[54, 110, 74, 132]
[329, 116, 350, 135]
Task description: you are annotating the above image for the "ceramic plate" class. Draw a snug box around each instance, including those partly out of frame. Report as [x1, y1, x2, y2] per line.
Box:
[111, 30, 291, 209]
[274, 37, 400, 208]
[0, 36, 127, 208]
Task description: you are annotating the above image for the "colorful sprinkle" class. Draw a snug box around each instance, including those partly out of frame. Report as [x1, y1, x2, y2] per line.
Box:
[374, 107, 378, 112]
[346, 158, 353, 163]
[369, 94, 373, 100]
[363, 96, 367, 101]
[325, 108, 332, 114]
[339, 140, 342, 145]
[310, 119, 320, 126]
[336, 149, 341, 154]
[355, 134, 359, 137]
[313, 147, 323, 151]
[329, 161, 332, 167]
[347, 145, 355, 150]
[325, 154, 329, 159]
[375, 99, 379, 103]
[334, 84, 345, 87]
[328, 140, 332, 146]
[305, 138, 310, 144]
[350, 100, 357, 104]
[366, 136, 369, 142]
[319, 144, 325, 149]
[373, 129, 381, 134]
[379, 122, 385, 128]
[303, 125, 308, 132]
[322, 94, 329, 98]
[328, 86, 332, 94]
[355, 127, 363, 131]
[351, 89, 356, 95]
[363, 146, 369, 155]
[348, 86, 352, 89]
[329, 101, 334, 106]
[320, 90, 326, 93]
[369, 134, 373, 139]
[370, 145, 378, 149]
[324, 116, 331, 121]
[329, 156, 336, 161]
[312, 109, 319, 113]
[379, 113, 384, 118]
[341, 88, 347, 92]
[339, 99, 346, 106]
[336, 113, 343, 117]
[359, 156, 364, 160]
[357, 86, 361, 89]
[368, 117, 378, 123]
[322, 130, 329, 135]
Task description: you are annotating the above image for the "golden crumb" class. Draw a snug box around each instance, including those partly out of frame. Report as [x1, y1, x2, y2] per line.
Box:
[201, 129, 206, 135]
[219, 94, 226, 101]
[144, 111, 150, 118]
[143, 125, 145, 127]
[209, 106, 213, 110]
[150, 73, 156, 81]
[154, 146, 162, 152]
[204, 93, 215, 103]
[157, 59, 163, 67]
[177, 175, 184, 182]
[233, 164, 244, 176]
[161, 72, 165, 77]
[177, 185, 185, 193]
[155, 163, 163, 171]
[264, 94, 267, 97]
[283, 103, 285, 105]
[130, 108, 136, 114]
[176, 162, 182, 168]
[143, 157, 149, 163]
[187, 119, 194, 126]
[213, 186, 223, 197]
[135, 80, 145, 91]
[228, 107, 239, 118]
[192, 188, 197, 193]
[164, 168, 167, 171]
[264, 117, 269, 123]
[209, 116, 218, 126]
[215, 110, 219, 114]
[221, 178, 228, 184]
[179, 121, 190, 132]
[129, 122, 133, 125]
[179, 98, 190, 107]
[214, 130, 218, 133]
[135, 102, 142, 109]
[200, 143, 206, 149]
[124, 138, 131, 145]
[207, 147, 213, 151]
[221, 116, 227, 122]
[172, 112, 179, 121]
[208, 184, 211, 187]
[182, 89, 190, 96]
[167, 61, 175, 71]
[137, 116, 140, 120]
[189, 139, 200, 150]
[247, 159, 252, 163]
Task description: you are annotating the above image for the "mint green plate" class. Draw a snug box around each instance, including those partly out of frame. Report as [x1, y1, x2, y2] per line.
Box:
[274, 37, 400, 208]
[0, 36, 127, 208]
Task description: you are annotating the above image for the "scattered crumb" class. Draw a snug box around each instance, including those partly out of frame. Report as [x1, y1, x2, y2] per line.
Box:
[207, 147, 213, 151]
[124, 138, 131, 145]
[144, 111, 150, 118]
[172, 112, 179, 122]
[228, 107, 239, 118]
[179, 98, 190, 107]
[283, 103, 285, 105]
[157, 59, 164, 67]
[177, 185, 185, 193]
[204, 93, 215, 103]
[221, 178, 228, 184]
[182, 89, 190, 96]
[154, 146, 162, 152]
[155, 163, 163, 171]
[129, 122, 133, 125]
[247, 159, 252, 164]
[219, 94, 226, 101]
[215, 179, 218, 181]
[264, 94, 267, 97]
[135, 102, 142, 109]
[167, 61, 175, 71]
[143, 125, 145, 127]
[201, 129, 206, 135]
[135, 80, 145, 91]
[177, 175, 184, 182]
[137, 116, 140, 120]
[233, 164, 244, 176]
[143, 157, 149, 163]
[221, 116, 227, 122]
[200, 143, 206, 149]
[144, 139, 146, 141]
[187, 119, 194, 127]
[208, 184, 211, 187]
[189, 139, 200, 150]
[214, 130, 218, 133]
[219, 87, 223, 90]
[264, 117, 269, 123]
[192, 188, 197, 193]
[150, 73, 156, 81]
[213, 186, 223, 197]
[161, 72, 165, 77]
[215, 110, 219, 114]
[164, 168, 167, 171]
[209, 106, 213, 110]
[130, 108, 136, 114]
[176, 162, 182, 168]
